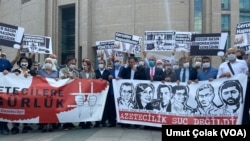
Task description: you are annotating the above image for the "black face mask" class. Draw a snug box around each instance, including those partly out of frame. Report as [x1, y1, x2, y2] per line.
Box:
[237, 55, 243, 60]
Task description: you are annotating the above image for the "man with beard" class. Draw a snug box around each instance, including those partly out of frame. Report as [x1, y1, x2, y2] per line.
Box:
[215, 80, 243, 114]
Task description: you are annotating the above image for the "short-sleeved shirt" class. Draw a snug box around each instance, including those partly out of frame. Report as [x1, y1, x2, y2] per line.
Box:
[217, 59, 249, 78]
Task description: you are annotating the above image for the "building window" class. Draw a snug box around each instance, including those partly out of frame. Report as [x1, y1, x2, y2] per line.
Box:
[61, 6, 75, 65]
[221, 0, 230, 10]
[221, 15, 230, 49]
[21, 0, 31, 4]
[221, 14, 230, 31]
[240, 0, 250, 10]
[240, 0, 250, 22]
[240, 12, 250, 22]
[194, 0, 202, 33]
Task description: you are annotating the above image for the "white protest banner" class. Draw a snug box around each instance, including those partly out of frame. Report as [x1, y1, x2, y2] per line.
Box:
[21, 34, 52, 54]
[190, 33, 228, 56]
[175, 31, 193, 52]
[114, 32, 142, 55]
[96, 40, 115, 60]
[0, 22, 24, 49]
[234, 22, 250, 53]
[0, 73, 109, 123]
[113, 73, 247, 127]
[144, 31, 175, 51]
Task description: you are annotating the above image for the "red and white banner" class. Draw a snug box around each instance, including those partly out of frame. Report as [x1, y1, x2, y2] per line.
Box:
[0, 73, 109, 123]
[113, 74, 247, 127]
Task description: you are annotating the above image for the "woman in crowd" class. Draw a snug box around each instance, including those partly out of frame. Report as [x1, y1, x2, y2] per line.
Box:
[37, 57, 59, 132]
[78, 59, 96, 129]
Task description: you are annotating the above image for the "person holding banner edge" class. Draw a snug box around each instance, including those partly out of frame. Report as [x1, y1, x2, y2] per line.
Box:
[0, 49, 12, 135]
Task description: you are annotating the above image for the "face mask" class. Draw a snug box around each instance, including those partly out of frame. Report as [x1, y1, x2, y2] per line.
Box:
[21, 62, 28, 67]
[183, 62, 189, 68]
[82, 65, 86, 70]
[194, 61, 201, 67]
[31, 66, 38, 71]
[51, 59, 58, 65]
[138, 61, 144, 66]
[148, 61, 155, 67]
[45, 63, 52, 69]
[114, 62, 120, 67]
[237, 55, 243, 60]
[202, 62, 210, 68]
[173, 65, 179, 70]
[165, 66, 172, 72]
[107, 67, 112, 70]
[98, 64, 104, 69]
[156, 65, 163, 69]
[227, 54, 236, 61]
[124, 64, 128, 68]
[69, 64, 76, 69]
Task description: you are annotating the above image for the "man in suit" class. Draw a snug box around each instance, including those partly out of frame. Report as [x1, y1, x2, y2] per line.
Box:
[94, 59, 111, 127]
[118, 56, 146, 80]
[144, 55, 165, 81]
[175, 56, 197, 84]
[107, 58, 124, 127]
[118, 56, 145, 128]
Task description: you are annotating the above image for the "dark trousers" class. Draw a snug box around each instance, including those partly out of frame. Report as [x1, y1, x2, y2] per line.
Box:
[242, 81, 250, 125]
[96, 94, 116, 125]
[107, 94, 116, 125]
[0, 122, 9, 131]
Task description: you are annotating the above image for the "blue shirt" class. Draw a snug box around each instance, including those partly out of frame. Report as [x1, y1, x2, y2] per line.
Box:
[0, 59, 12, 72]
[197, 67, 218, 81]
[38, 69, 58, 78]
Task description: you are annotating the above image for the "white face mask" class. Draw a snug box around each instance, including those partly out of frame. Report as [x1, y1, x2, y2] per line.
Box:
[194, 61, 201, 67]
[98, 64, 104, 69]
[45, 63, 52, 69]
[69, 64, 76, 69]
[173, 65, 179, 70]
[156, 65, 163, 69]
[21, 62, 28, 67]
[202, 62, 210, 68]
[183, 62, 189, 68]
[138, 61, 144, 66]
[82, 65, 86, 70]
[51, 59, 58, 65]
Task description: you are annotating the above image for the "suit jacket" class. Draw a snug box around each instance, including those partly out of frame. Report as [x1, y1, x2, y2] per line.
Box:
[109, 67, 123, 95]
[144, 67, 165, 81]
[119, 66, 146, 80]
[175, 67, 197, 81]
[94, 69, 110, 81]
[79, 70, 96, 79]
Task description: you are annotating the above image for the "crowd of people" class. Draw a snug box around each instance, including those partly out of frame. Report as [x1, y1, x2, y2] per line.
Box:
[0, 46, 250, 135]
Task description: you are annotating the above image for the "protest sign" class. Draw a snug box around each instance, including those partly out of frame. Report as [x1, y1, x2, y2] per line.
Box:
[114, 32, 142, 55]
[0, 22, 24, 49]
[144, 31, 175, 51]
[234, 22, 250, 53]
[21, 34, 52, 54]
[0, 74, 109, 123]
[190, 33, 228, 56]
[113, 74, 247, 127]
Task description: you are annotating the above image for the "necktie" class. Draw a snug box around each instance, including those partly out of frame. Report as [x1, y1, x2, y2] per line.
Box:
[150, 68, 153, 77]
[182, 68, 186, 82]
